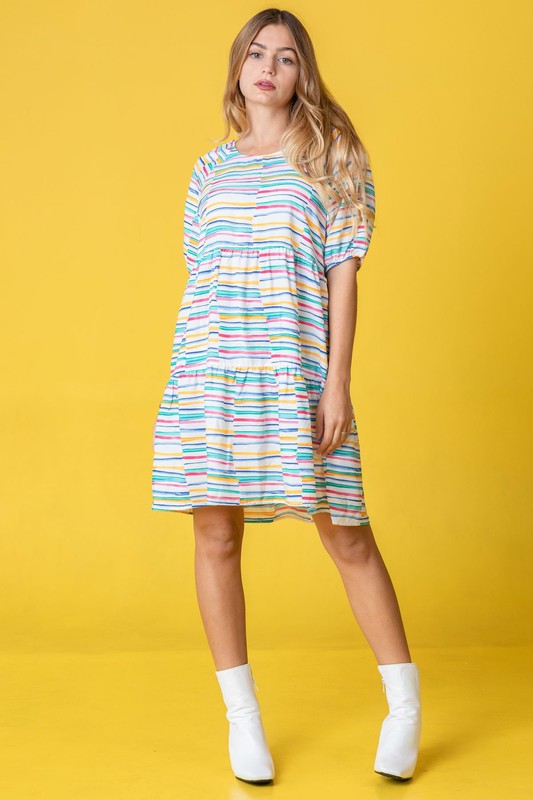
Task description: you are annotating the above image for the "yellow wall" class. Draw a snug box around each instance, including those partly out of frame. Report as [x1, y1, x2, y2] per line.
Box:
[1, 1, 531, 652]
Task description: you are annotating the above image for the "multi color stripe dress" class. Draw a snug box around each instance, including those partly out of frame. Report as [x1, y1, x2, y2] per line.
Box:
[151, 138, 376, 525]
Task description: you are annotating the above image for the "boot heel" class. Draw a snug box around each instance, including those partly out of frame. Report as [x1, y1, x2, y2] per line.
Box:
[215, 662, 275, 784]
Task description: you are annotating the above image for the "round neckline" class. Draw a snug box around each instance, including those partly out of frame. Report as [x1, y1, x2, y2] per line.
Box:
[229, 139, 283, 158]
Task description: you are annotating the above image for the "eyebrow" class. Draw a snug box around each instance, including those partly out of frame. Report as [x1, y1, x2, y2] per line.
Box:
[249, 41, 298, 56]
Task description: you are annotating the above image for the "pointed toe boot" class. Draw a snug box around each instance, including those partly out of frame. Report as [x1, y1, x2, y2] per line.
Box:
[374, 661, 421, 780]
[215, 662, 275, 784]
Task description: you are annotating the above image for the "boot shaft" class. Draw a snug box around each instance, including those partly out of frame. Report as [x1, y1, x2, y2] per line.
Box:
[215, 662, 261, 720]
[377, 662, 421, 715]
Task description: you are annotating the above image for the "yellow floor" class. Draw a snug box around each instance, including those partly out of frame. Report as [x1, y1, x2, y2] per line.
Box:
[1, 645, 532, 798]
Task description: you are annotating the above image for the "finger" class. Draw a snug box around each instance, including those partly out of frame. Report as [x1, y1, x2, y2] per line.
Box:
[316, 422, 336, 455]
[314, 410, 324, 444]
[321, 424, 349, 456]
[321, 436, 340, 456]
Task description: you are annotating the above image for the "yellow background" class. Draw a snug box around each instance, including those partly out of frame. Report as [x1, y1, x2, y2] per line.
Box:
[1, 0, 532, 654]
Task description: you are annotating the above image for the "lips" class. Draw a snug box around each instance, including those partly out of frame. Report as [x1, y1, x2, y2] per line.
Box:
[256, 80, 275, 88]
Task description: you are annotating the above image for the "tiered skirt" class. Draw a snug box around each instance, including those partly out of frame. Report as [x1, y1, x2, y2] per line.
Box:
[151, 360, 370, 526]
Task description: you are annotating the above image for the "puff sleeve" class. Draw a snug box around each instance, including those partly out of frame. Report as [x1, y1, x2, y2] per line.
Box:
[183, 159, 202, 275]
[324, 165, 376, 274]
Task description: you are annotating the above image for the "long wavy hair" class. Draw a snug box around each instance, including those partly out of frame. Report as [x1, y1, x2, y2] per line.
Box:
[213, 7, 375, 239]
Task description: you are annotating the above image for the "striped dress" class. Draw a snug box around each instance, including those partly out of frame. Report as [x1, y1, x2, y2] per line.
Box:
[151, 138, 376, 525]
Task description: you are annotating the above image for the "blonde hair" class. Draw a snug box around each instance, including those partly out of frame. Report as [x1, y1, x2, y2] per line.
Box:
[212, 7, 375, 239]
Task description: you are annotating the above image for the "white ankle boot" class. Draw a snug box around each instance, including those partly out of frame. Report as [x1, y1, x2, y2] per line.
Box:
[215, 662, 275, 784]
[374, 662, 421, 780]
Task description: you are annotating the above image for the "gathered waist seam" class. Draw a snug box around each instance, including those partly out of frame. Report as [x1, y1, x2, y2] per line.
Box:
[170, 358, 325, 385]
[196, 244, 316, 262]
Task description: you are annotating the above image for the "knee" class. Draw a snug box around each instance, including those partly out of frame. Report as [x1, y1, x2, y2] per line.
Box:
[193, 508, 243, 560]
[322, 526, 375, 564]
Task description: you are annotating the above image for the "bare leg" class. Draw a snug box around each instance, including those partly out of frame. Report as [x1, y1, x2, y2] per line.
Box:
[313, 513, 411, 664]
[192, 505, 248, 671]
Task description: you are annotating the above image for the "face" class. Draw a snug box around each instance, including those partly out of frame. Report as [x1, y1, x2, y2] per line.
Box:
[238, 23, 299, 110]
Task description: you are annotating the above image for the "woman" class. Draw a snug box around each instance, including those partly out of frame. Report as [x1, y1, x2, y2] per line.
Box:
[152, 7, 421, 786]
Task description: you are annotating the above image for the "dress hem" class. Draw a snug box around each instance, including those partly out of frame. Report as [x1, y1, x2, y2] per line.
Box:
[151, 501, 370, 527]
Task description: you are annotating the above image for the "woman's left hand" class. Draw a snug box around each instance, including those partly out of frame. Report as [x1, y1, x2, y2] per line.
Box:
[313, 380, 354, 456]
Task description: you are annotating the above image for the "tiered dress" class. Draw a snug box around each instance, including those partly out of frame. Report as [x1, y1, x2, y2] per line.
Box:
[151, 138, 376, 525]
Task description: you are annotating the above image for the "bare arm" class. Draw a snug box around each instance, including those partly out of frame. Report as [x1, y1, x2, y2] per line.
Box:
[314, 257, 360, 456]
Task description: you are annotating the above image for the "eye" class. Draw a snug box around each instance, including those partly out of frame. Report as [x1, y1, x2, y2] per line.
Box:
[248, 51, 295, 65]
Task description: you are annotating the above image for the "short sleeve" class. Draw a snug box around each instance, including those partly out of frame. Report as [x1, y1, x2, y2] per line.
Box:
[324, 165, 376, 274]
[183, 159, 202, 275]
